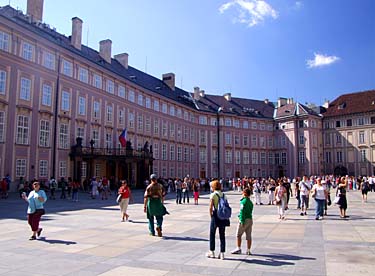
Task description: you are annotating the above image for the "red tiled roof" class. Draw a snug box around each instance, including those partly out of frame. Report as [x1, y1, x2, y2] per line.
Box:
[323, 90, 375, 117]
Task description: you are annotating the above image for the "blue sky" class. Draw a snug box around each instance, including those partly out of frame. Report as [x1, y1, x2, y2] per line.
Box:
[2, 0, 374, 105]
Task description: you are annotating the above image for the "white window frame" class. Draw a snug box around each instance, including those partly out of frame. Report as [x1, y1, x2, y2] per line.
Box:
[42, 84, 52, 106]
[93, 74, 102, 89]
[16, 115, 29, 144]
[16, 159, 27, 177]
[0, 31, 10, 52]
[0, 70, 6, 94]
[39, 160, 48, 178]
[61, 91, 70, 111]
[43, 51, 55, 70]
[106, 105, 113, 122]
[106, 79, 114, 94]
[59, 161, 67, 178]
[62, 59, 73, 77]
[0, 111, 5, 142]
[59, 123, 69, 149]
[78, 96, 86, 116]
[39, 120, 50, 147]
[22, 42, 34, 61]
[93, 101, 100, 118]
[78, 67, 89, 83]
[20, 77, 31, 101]
[118, 85, 126, 98]
[128, 90, 135, 102]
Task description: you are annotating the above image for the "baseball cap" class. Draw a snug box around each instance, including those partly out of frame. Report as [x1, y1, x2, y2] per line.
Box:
[150, 174, 157, 180]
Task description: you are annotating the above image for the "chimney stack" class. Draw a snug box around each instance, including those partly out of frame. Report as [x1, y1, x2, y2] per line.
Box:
[193, 87, 200, 100]
[27, 0, 44, 22]
[99, 39, 112, 64]
[277, 97, 288, 108]
[115, 53, 129, 69]
[162, 73, 175, 91]
[71, 17, 83, 50]
[323, 100, 330, 109]
[224, 93, 231, 101]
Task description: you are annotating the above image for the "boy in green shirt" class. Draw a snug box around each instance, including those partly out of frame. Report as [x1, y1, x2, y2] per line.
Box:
[231, 187, 253, 255]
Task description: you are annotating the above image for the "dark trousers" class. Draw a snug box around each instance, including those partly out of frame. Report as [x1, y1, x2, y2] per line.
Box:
[209, 216, 226, 253]
[176, 189, 182, 204]
[27, 212, 42, 231]
[183, 190, 189, 203]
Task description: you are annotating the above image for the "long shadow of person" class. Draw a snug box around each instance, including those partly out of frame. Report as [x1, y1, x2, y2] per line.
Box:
[38, 237, 76, 245]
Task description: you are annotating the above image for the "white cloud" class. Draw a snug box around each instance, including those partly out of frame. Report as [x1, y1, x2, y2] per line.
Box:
[306, 53, 340, 68]
[219, 0, 278, 27]
[294, 1, 303, 10]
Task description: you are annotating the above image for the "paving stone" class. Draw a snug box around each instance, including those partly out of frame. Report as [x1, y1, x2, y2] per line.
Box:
[0, 190, 374, 275]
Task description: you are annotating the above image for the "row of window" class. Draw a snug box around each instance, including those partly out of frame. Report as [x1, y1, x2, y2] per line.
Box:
[325, 149, 372, 163]
[325, 130, 375, 146]
[0, 113, 295, 150]
[15, 159, 68, 178]
[325, 117, 375, 129]
[199, 115, 273, 130]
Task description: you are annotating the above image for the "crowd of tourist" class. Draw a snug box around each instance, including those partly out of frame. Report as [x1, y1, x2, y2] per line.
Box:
[10, 170, 374, 262]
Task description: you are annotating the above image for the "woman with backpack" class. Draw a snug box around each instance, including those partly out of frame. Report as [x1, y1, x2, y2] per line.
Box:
[206, 179, 230, 260]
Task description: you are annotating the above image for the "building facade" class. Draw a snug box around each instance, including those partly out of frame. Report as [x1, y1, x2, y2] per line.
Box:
[0, 0, 374, 190]
[322, 91, 375, 177]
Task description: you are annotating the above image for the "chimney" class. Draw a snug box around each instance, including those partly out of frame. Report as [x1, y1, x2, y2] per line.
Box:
[162, 73, 175, 91]
[193, 87, 200, 100]
[71, 17, 83, 50]
[224, 93, 231, 101]
[200, 90, 205, 97]
[114, 53, 129, 69]
[27, 0, 44, 22]
[99, 39, 112, 64]
[277, 97, 287, 108]
[323, 100, 330, 109]
[264, 98, 269, 104]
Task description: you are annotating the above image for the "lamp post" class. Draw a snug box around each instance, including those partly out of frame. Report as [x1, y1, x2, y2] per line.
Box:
[217, 107, 223, 179]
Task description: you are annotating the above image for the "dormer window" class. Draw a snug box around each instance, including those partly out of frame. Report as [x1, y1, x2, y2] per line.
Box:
[338, 103, 346, 109]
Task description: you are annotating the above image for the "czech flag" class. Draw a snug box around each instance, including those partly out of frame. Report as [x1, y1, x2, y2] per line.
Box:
[119, 128, 127, 147]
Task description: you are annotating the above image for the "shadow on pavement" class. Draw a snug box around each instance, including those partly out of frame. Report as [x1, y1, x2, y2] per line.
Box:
[38, 237, 76, 245]
[225, 253, 315, 266]
[162, 236, 208, 242]
[252, 253, 316, 261]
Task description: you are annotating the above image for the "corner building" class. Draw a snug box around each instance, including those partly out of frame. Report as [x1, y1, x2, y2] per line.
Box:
[0, 1, 374, 189]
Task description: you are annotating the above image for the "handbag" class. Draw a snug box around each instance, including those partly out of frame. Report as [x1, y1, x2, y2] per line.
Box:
[116, 194, 122, 204]
[333, 196, 340, 204]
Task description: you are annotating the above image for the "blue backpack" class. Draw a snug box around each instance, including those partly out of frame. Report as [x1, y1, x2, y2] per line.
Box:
[215, 193, 232, 220]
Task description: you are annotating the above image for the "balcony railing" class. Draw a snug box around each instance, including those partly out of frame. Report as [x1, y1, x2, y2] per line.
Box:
[81, 147, 153, 158]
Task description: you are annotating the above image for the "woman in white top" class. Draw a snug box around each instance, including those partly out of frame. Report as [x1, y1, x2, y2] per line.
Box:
[311, 178, 328, 220]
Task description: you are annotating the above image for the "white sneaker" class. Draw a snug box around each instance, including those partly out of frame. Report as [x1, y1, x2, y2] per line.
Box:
[231, 248, 241, 254]
[206, 251, 215, 258]
[219, 252, 225, 260]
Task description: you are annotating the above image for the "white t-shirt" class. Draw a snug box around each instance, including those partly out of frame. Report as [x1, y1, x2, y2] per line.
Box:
[313, 184, 326, 200]
[299, 181, 311, 196]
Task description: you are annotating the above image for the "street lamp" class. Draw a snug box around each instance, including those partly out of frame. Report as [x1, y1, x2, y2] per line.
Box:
[217, 107, 223, 179]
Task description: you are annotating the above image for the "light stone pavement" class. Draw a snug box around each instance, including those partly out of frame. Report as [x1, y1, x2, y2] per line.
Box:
[0, 188, 374, 276]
